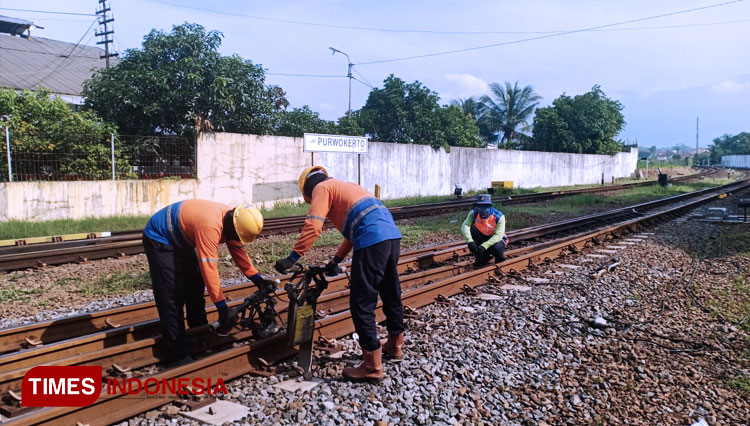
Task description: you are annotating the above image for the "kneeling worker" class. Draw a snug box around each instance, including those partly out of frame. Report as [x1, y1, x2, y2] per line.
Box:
[143, 199, 276, 365]
[274, 166, 405, 381]
[461, 194, 508, 267]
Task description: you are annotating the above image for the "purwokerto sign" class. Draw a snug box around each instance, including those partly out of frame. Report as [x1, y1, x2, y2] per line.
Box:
[303, 133, 368, 154]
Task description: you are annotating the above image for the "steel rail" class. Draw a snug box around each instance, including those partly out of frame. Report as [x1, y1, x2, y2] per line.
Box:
[0, 180, 743, 382]
[0, 198, 649, 353]
[0, 175, 730, 354]
[5, 176, 743, 426]
[0, 169, 713, 272]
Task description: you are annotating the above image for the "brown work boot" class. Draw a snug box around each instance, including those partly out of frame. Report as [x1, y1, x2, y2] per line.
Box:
[343, 347, 384, 381]
[381, 332, 404, 360]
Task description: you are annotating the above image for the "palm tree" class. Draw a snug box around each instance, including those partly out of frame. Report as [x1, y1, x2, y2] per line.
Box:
[450, 97, 498, 147]
[478, 81, 541, 148]
[450, 97, 479, 118]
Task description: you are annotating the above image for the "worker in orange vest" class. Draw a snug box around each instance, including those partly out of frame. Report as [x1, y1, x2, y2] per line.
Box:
[274, 166, 404, 381]
[143, 200, 275, 365]
[461, 194, 508, 267]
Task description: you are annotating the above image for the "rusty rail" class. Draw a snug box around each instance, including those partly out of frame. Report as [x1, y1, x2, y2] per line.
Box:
[0, 176, 734, 355]
[4, 177, 744, 426]
[0, 169, 714, 272]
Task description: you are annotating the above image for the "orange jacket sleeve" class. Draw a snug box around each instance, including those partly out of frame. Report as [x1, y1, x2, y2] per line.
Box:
[292, 186, 333, 256]
[193, 226, 225, 304]
[227, 241, 259, 278]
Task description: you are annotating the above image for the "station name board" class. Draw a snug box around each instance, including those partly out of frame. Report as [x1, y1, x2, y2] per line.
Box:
[303, 133, 368, 154]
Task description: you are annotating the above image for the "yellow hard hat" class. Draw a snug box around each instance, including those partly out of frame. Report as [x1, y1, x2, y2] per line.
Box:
[298, 165, 328, 203]
[232, 205, 263, 244]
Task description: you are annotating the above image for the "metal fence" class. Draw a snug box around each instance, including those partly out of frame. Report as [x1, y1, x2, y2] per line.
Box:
[0, 131, 195, 182]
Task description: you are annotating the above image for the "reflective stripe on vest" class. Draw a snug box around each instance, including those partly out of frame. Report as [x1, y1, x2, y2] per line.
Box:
[474, 213, 497, 236]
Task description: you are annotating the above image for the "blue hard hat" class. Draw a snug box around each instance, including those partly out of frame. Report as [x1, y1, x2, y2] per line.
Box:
[473, 194, 493, 206]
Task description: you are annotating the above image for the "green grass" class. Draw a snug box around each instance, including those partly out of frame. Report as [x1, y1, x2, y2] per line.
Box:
[729, 375, 750, 395]
[0, 216, 150, 240]
[77, 271, 151, 297]
[0, 179, 726, 241]
[0, 284, 43, 302]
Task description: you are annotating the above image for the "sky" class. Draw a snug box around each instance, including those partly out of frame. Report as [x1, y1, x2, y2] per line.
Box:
[1, 0, 748, 149]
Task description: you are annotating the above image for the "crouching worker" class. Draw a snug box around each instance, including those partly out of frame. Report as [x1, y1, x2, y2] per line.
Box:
[461, 194, 509, 267]
[143, 200, 276, 365]
[274, 166, 405, 381]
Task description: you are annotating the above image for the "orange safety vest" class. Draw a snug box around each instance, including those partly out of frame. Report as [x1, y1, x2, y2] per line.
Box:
[474, 212, 498, 236]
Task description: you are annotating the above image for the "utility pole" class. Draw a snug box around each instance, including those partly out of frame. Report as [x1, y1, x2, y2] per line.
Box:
[329, 47, 352, 118]
[329, 47, 358, 184]
[96, 0, 118, 68]
[695, 117, 699, 164]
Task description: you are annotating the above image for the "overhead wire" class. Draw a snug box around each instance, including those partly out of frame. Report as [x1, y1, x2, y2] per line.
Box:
[0, 7, 96, 16]
[352, 66, 373, 88]
[142, 0, 748, 35]
[355, 0, 746, 65]
[25, 18, 98, 88]
[266, 72, 345, 78]
[352, 77, 374, 89]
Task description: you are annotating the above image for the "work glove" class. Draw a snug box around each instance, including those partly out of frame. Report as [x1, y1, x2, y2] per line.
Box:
[274, 256, 297, 274]
[324, 260, 342, 277]
[475, 245, 487, 259]
[215, 304, 238, 335]
[467, 241, 478, 254]
[255, 277, 279, 295]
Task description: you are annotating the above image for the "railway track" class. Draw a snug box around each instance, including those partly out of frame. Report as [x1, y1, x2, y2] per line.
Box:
[0, 176, 745, 425]
[0, 169, 718, 272]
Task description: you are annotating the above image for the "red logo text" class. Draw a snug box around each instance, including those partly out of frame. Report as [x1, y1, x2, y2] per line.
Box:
[22, 366, 102, 407]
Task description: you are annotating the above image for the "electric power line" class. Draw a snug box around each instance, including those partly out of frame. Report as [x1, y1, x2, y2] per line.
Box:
[0, 7, 96, 16]
[26, 18, 98, 88]
[356, 0, 745, 65]
[143, 0, 747, 35]
[352, 76, 373, 89]
[266, 72, 345, 78]
[352, 66, 373, 88]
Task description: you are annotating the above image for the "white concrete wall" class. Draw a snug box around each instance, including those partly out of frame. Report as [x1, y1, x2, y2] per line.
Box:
[0, 133, 638, 221]
[722, 155, 750, 169]
[0, 180, 197, 221]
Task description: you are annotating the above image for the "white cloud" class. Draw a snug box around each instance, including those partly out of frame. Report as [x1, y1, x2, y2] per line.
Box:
[710, 79, 750, 94]
[441, 73, 490, 102]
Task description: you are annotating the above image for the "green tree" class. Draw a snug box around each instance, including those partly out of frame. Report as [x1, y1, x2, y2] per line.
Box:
[335, 112, 365, 136]
[436, 105, 482, 149]
[274, 106, 336, 137]
[707, 132, 750, 164]
[0, 88, 129, 180]
[83, 23, 286, 138]
[359, 75, 480, 150]
[451, 97, 495, 146]
[530, 85, 625, 155]
[478, 81, 541, 148]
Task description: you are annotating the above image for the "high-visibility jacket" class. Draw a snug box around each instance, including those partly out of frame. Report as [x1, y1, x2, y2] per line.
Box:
[460, 207, 507, 249]
[143, 200, 258, 304]
[290, 179, 401, 261]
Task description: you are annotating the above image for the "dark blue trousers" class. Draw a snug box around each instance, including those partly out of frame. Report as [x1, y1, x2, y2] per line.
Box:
[349, 239, 405, 351]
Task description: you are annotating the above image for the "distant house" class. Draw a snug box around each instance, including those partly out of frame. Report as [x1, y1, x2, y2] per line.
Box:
[0, 15, 112, 109]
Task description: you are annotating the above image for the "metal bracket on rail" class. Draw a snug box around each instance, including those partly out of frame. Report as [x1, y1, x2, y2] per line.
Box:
[108, 363, 142, 378]
[461, 284, 480, 297]
[104, 318, 121, 329]
[0, 390, 35, 418]
[403, 305, 420, 319]
[174, 386, 217, 412]
[248, 356, 277, 377]
[314, 336, 343, 355]
[23, 336, 42, 348]
[435, 294, 454, 306]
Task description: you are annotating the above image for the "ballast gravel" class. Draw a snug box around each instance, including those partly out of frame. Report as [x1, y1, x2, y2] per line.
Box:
[122, 191, 750, 426]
